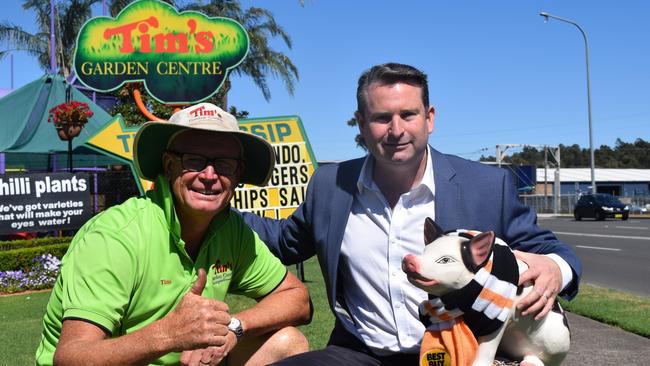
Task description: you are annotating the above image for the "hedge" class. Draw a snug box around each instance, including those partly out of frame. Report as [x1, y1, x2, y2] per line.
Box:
[0, 243, 70, 271]
[0, 237, 73, 251]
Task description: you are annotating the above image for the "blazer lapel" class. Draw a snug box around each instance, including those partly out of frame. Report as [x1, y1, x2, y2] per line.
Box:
[326, 158, 364, 304]
[431, 148, 460, 231]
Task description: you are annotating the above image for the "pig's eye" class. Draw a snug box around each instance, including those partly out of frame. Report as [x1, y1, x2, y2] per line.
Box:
[436, 256, 457, 264]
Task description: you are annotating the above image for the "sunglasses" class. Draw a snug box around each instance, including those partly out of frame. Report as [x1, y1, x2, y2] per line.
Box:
[166, 150, 243, 176]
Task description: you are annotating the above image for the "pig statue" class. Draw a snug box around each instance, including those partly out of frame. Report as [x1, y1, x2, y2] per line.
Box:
[402, 218, 570, 366]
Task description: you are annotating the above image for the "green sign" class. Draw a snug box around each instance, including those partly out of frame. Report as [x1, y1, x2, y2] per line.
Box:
[73, 0, 249, 104]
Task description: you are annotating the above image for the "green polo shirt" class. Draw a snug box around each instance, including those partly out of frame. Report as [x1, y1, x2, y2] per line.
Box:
[35, 176, 287, 365]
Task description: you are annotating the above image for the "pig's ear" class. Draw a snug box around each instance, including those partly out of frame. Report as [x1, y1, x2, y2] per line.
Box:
[424, 217, 444, 245]
[469, 231, 495, 268]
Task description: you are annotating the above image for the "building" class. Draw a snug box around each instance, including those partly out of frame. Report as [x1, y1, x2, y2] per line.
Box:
[534, 168, 650, 196]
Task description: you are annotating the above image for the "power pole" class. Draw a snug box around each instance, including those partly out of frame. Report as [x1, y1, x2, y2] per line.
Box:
[496, 144, 561, 213]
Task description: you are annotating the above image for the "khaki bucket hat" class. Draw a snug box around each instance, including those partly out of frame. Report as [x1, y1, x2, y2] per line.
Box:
[133, 103, 275, 186]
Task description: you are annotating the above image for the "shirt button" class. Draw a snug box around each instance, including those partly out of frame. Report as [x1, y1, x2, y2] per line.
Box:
[392, 272, 397, 276]
[395, 303, 401, 308]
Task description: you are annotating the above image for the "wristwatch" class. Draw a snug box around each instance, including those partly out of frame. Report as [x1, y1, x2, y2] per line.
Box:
[228, 316, 244, 340]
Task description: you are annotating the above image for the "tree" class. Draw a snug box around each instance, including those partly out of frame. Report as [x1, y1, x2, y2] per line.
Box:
[181, 0, 298, 104]
[510, 146, 543, 166]
[0, 0, 99, 77]
[489, 139, 650, 168]
[346, 115, 366, 151]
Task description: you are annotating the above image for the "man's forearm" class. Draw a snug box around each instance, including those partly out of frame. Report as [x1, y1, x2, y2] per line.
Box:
[54, 319, 176, 366]
[235, 275, 311, 338]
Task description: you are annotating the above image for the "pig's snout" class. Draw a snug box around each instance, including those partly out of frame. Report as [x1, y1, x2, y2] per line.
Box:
[402, 254, 421, 276]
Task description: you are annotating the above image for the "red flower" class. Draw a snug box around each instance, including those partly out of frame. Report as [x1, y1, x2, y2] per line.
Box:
[48, 101, 94, 126]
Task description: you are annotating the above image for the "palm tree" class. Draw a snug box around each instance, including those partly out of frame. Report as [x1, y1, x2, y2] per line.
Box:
[181, 0, 298, 103]
[0, 0, 99, 77]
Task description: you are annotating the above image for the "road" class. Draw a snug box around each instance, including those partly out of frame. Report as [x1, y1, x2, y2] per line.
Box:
[537, 216, 650, 297]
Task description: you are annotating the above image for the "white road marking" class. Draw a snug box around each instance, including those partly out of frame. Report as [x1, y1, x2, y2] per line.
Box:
[576, 245, 621, 251]
[554, 231, 650, 240]
[615, 226, 647, 230]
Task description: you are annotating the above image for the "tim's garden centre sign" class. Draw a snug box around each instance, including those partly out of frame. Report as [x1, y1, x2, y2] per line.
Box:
[73, 0, 249, 104]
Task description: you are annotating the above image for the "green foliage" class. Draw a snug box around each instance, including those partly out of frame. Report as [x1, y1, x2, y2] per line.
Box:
[109, 83, 176, 126]
[183, 0, 299, 101]
[0, 243, 69, 271]
[0, 237, 72, 252]
[479, 138, 650, 168]
[0, 0, 99, 76]
[346, 115, 367, 151]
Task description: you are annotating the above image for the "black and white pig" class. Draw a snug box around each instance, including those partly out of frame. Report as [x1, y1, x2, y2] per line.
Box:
[402, 218, 570, 366]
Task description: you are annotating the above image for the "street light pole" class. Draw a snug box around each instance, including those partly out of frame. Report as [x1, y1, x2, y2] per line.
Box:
[540, 11, 596, 194]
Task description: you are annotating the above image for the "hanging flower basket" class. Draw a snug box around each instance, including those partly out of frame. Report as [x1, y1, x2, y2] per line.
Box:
[48, 101, 94, 141]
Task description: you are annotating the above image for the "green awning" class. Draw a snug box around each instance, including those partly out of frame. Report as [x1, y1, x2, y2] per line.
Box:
[0, 74, 122, 170]
[0, 74, 113, 153]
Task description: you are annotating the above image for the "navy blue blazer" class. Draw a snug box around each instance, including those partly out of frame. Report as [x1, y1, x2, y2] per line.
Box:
[241, 148, 581, 324]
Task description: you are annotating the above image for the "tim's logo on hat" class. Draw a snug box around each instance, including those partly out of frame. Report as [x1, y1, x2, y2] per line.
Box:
[188, 105, 221, 118]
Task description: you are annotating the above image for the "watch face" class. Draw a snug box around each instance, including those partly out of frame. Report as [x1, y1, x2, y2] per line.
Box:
[228, 317, 240, 329]
[228, 317, 243, 338]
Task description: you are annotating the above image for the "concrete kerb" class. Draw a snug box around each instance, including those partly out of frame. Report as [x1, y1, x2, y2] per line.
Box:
[564, 312, 650, 364]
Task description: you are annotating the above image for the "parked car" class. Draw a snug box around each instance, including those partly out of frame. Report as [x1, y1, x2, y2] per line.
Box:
[574, 193, 629, 221]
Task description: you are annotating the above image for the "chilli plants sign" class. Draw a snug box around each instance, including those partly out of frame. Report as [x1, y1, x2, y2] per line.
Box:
[73, 0, 249, 104]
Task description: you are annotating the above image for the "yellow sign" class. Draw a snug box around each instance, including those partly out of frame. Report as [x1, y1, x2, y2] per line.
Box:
[83, 114, 151, 193]
[234, 116, 317, 219]
[86, 115, 137, 160]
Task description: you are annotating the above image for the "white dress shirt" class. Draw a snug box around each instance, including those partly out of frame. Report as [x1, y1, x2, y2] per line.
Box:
[338, 147, 573, 354]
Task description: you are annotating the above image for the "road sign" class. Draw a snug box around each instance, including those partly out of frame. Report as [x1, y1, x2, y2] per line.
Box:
[234, 116, 317, 219]
[83, 114, 150, 193]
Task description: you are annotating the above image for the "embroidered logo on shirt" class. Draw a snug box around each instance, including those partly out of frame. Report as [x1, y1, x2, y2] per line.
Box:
[160, 279, 172, 285]
[211, 259, 233, 285]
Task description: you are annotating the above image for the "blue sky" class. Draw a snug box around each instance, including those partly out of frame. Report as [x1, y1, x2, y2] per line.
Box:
[1, 0, 649, 162]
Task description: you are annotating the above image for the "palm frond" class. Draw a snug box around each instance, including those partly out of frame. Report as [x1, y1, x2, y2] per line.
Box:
[0, 22, 48, 58]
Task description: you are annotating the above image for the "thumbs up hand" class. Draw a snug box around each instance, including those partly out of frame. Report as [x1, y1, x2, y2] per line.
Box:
[189, 267, 208, 295]
[161, 268, 231, 352]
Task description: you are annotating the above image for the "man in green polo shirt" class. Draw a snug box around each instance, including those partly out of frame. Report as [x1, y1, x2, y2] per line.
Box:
[36, 103, 311, 366]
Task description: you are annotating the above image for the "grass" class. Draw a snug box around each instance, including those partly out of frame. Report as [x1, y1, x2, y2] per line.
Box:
[0, 257, 334, 366]
[1, 257, 648, 365]
[0, 290, 51, 366]
[559, 283, 650, 338]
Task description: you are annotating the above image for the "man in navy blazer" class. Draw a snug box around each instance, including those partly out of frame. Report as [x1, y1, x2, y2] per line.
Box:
[242, 63, 581, 365]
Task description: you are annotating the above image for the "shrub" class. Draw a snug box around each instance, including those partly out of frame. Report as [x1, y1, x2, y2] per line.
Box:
[0, 237, 73, 252]
[0, 243, 69, 271]
[0, 254, 61, 294]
